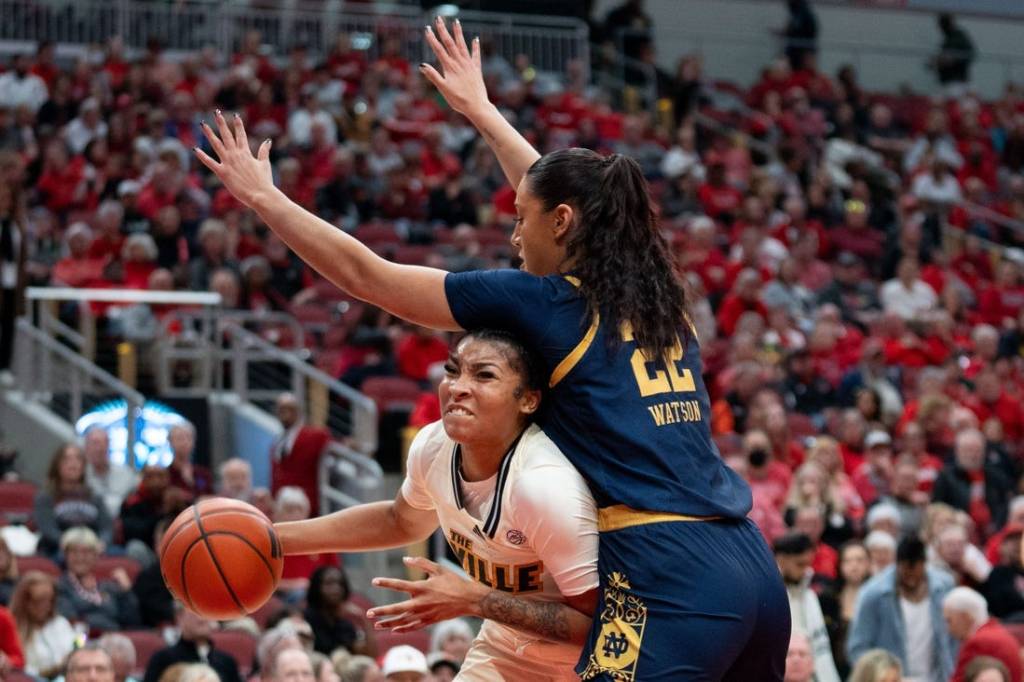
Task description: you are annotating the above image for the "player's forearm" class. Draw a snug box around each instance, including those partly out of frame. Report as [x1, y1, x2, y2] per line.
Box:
[276, 502, 422, 554]
[474, 591, 591, 645]
[465, 103, 540, 190]
[250, 188, 384, 301]
[249, 188, 457, 329]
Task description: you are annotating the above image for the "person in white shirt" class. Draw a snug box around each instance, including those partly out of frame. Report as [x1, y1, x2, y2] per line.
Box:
[911, 157, 962, 208]
[880, 257, 938, 321]
[0, 55, 48, 115]
[287, 90, 337, 148]
[83, 426, 139, 518]
[276, 330, 599, 681]
[63, 98, 108, 155]
[9, 571, 77, 678]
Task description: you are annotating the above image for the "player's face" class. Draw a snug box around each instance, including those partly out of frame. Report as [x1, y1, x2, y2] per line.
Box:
[440, 338, 539, 447]
[512, 177, 568, 276]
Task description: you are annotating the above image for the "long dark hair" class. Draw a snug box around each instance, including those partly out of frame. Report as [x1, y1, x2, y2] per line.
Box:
[524, 148, 688, 358]
[306, 565, 350, 612]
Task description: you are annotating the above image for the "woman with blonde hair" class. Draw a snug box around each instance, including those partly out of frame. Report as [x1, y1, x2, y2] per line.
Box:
[847, 648, 901, 682]
[783, 460, 854, 548]
[10, 570, 76, 677]
[804, 436, 864, 522]
[0, 535, 19, 605]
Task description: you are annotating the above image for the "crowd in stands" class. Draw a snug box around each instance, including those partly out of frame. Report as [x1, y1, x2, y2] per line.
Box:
[1, 0, 1024, 680]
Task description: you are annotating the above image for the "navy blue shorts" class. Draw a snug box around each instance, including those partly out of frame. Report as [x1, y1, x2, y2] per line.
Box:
[575, 516, 790, 681]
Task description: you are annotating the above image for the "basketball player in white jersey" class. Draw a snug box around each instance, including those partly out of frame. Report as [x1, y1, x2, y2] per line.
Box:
[275, 329, 599, 681]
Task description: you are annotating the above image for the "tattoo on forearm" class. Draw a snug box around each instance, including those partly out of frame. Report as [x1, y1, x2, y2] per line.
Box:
[479, 591, 572, 642]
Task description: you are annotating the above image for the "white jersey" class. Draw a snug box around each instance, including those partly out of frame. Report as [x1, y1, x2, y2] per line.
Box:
[401, 421, 600, 681]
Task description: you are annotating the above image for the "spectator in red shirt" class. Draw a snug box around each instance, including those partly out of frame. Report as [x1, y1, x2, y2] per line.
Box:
[967, 369, 1024, 444]
[852, 430, 895, 507]
[979, 258, 1024, 328]
[36, 140, 94, 215]
[837, 409, 867, 476]
[717, 268, 768, 336]
[166, 421, 213, 501]
[944, 587, 1023, 682]
[791, 504, 839, 580]
[52, 222, 104, 288]
[408, 362, 445, 429]
[396, 326, 449, 383]
[829, 199, 885, 265]
[87, 200, 126, 263]
[0, 604, 23, 673]
[698, 159, 743, 221]
[118, 234, 159, 289]
[898, 421, 944, 493]
[745, 428, 792, 511]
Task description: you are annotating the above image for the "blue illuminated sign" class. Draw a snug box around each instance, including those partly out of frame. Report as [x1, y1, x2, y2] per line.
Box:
[75, 400, 186, 469]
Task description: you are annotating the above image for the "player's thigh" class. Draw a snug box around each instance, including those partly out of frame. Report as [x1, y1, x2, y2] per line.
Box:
[577, 519, 782, 681]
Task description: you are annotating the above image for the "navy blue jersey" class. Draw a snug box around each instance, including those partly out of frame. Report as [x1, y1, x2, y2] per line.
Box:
[445, 269, 752, 518]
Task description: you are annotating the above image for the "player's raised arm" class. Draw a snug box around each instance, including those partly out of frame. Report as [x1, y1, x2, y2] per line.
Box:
[194, 111, 459, 331]
[420, 17, 540, 189]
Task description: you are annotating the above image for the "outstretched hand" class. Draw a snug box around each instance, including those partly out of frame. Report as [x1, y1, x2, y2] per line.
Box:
[421, 16, 489, 118]
[366, 556, 488, 632]
[194, 110, 275, 208]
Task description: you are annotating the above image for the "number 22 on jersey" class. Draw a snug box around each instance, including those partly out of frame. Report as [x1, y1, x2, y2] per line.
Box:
[621, 323, 696, 397]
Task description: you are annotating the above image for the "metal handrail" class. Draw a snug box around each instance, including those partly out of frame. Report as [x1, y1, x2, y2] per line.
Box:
[318, 440, 384, 515]
[223, 321, 378, 454]
[13, 318, 145, 450]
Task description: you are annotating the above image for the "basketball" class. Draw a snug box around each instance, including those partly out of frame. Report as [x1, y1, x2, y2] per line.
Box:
[159, 497, 283, 620]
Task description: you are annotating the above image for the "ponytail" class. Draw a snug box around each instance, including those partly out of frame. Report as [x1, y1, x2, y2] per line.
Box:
[525, 148, 688, 359]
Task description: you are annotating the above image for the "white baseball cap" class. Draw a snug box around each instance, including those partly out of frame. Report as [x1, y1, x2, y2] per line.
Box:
[381, 645, 428, 677]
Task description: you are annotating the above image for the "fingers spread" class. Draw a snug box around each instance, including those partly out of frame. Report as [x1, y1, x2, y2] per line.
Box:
[419, 63, 444, 88]
[232, 113, 250, 153]
[403, 555, 442, 576]
[201, 122, 227, 160]
[372, 577, 420, 594]
[471, 36, 482, 68]
[424, 27, 453, 72]
[434, 16, 459, 56]
[257, 138, 272, 162]
[214, 109, 236, 150]
[193, 147, 222, 172]
[452, 18, 471, 59]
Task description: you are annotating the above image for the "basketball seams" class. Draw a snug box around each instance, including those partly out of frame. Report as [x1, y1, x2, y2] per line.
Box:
[192, 503, 247, 615]
[161, 508, 270, 548]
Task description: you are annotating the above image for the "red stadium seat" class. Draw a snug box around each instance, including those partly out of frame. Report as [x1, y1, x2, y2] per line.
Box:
[94, 555, 143, 583]
[374, 628, 431, 655]
[211, 630, 258, 675]
[475, 228, 510, 246]
[247, 595, 285, 630]
[16, 555, 60, 577]
[355, 224, 401, 245]
[392, 245, 435, 266]
[120, 630, 167, 676]
[0, 481, 37, 525]
[360, 377, 423, 414]
[787, 413, 818, 440]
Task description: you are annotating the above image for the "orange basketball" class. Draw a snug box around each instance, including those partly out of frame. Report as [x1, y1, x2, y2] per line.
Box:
[159, 497, 283, 620]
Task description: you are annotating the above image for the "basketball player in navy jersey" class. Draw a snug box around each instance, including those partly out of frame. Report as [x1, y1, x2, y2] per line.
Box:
[195, 18, 790, 679]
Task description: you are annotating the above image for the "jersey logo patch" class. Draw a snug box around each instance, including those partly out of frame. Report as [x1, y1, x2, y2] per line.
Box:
[580, 571, 648, 681]
[506, 529, 526, 545]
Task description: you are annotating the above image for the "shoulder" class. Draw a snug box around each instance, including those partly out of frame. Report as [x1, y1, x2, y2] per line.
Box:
[407, 421, 451, 469]
[509, 426, 592, 510]
[928, 567, 955, 591]
[859, 569, 895, 602]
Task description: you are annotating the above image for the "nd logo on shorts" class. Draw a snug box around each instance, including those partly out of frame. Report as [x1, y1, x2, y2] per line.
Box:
[581, 572, 648, 681]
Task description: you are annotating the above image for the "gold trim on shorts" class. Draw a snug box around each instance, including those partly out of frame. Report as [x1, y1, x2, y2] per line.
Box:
[598, 504, 722, 532]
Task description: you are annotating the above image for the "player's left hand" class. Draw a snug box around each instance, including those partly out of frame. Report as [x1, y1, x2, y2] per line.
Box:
[367, 556, 489, 632]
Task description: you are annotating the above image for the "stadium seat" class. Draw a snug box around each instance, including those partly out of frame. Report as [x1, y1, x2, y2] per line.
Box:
[475, 228, 510, 246]
[392, 245, 435, 266]
[120, 630, 167, 676]
[0, 481, 37, 525]
[355, 224, 401, 245]
[94, 555, 143, 583]
[374, 628, 431, 655]
[211, 630, 258, 675]
[360, 377, 423, 414]
[16, 555, 60, 577]
[247, 595, 285, 630]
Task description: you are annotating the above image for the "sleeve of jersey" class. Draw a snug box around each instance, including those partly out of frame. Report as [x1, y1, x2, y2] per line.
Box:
[444, 269, 553, 339]
[509, 465, 600, 597]
[399, 425, 438, 512]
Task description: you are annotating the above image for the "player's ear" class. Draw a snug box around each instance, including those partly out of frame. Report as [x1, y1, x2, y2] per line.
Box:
[551, 203, 574, 242]
[518, 387, 541, 415]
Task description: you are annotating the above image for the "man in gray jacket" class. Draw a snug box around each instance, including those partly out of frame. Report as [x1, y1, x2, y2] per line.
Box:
[847, 536, 956, 682]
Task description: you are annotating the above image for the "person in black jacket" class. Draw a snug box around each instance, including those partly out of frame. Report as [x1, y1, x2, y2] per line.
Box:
[302, 566, 365, 657]
[132, 517, 175, 627]
[143, 604, 242, 682]
[982, 527, 1024, 620]
[932, 428, 1013, 539]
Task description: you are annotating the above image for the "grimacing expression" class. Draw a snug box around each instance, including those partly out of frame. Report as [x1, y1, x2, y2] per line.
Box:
[439, 338, 539, 447]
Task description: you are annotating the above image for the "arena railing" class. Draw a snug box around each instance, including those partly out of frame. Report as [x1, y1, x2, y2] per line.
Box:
[12, 317, 146, 454]
[0, 0, 589, 78]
